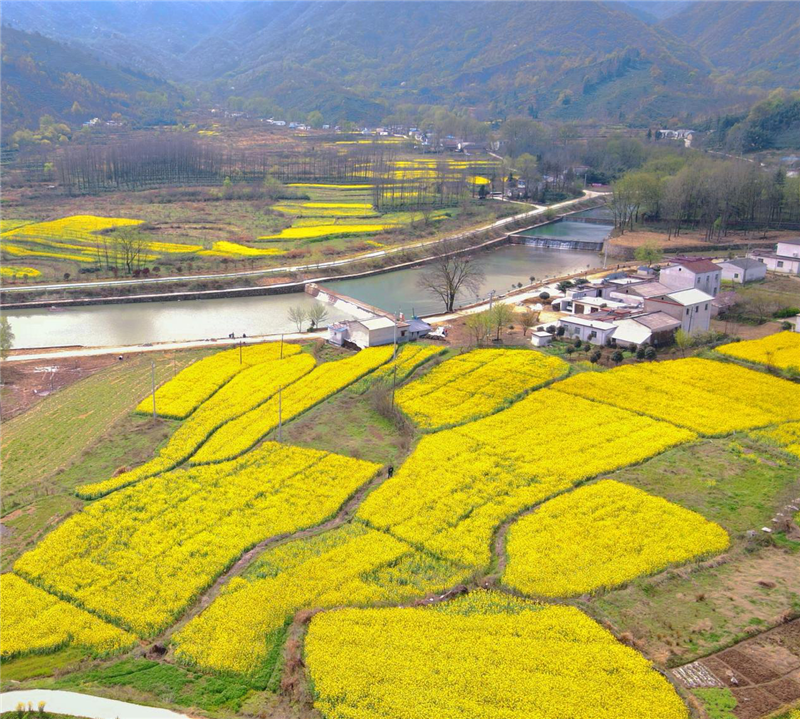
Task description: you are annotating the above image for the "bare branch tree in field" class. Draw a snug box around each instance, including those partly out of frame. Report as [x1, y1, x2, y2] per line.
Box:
[114, 228, 148, 274]
[416, 240, 486, 313]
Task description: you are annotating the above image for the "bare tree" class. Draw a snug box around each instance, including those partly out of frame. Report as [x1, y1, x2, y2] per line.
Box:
[306, 304, 329, 330]
[288, 306, 307, 332]
[416, 240, 486, 313]
[114, 228, 148, 274]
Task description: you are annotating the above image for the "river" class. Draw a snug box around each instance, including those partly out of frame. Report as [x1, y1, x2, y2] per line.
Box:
[3, 243, 603, 349]
[0, 689, 190, 719]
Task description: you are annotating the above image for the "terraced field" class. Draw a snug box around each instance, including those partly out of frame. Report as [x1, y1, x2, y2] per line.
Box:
[4, 343, 798, 719]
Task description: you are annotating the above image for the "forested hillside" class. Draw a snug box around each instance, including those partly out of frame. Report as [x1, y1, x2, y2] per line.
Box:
[661, 1, 800, 89]
[1, 27, 182, 138]
[2, 0, 799, 133]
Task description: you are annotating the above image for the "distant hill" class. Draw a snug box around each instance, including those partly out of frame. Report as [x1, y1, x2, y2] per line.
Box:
[1, 27, 182, 135]
[179, 1, 718, 125]
[1, 1, 244, 79]
[1, 0, 796, 131]
[661, 1, 800, 89]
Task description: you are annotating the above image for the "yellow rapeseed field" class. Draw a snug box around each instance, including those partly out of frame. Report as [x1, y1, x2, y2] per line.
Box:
[259, 223, 389, 241]
[353, 343, 445, 392]
[716, 331, 800, 371]
[396, 349, 568, 430]
[503, 480, 729, 597]
[191, 346, 393, 463]
[173, 522, 466, 674]
[551, 358, 800, 435]
[0, 574, 136, 659]
[752, 421, 800, 458]
[79, 352, 316, 499]
[136, 342, 301, 419]
[198, 241, 285, 257]
[358, 389, 696, 566]
[15, 443, 379, 636]
[1, 265, 41, 278]
[305, 590, 689, 719]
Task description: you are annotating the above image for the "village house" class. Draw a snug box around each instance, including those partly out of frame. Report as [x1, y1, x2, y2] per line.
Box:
[749, 240, 800, 275]
[609, 312, 681, 348]
[658, 258, 721, 296]
[643, 287, 714, 334]
[328, 315, 431, 349]
[608, 280, 672, 306]
[557, 316, 617, 345]
[718, 257, 767, 284]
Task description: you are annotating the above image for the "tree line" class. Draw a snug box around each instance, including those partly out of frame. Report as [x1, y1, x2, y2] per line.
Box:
[610, 155, 800, 239]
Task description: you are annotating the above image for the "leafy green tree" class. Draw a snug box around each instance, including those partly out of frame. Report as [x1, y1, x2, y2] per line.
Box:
[307, 110, 324, 129]
[674, 328, 694, 358]
[634, 240, 664, 267]
[0, 317, 15, 358]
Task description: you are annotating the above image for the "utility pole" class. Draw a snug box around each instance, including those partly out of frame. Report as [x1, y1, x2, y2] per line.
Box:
[239, 340, 243, 365]
[280, 334, 284, 359]
[151, 359, 157, 420]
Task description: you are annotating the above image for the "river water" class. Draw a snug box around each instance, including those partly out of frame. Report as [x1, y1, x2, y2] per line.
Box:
[0, 689, 191, 719]
[4, 243, 603, 349]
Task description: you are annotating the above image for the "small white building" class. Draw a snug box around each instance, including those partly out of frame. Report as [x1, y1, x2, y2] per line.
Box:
[718, 258, 767, 284]
[644, 288, 714, 334]
[328, 316, 431, 349]
[530, 331, 553, 347]
[659, 258, 721, 297]
[749, 240, 800, 275]
[557, 316, 617, 345]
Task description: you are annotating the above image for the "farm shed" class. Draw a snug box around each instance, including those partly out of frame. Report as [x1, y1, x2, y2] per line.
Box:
[718, 258, 767, 284]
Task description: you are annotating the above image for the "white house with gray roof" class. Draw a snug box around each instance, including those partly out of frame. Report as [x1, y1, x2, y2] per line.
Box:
[718, 258, 767, 284]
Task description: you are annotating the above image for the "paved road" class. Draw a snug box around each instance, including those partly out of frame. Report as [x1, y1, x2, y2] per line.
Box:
[1, 193, 602, 294]
[0, 690, 192, 719]
[3, 332, 313, 363]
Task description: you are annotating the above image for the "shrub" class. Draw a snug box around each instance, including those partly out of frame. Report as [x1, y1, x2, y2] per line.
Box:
[645, 347, 657, 360]
[539, 292, 550, 301]
[774, 307, 800, 319]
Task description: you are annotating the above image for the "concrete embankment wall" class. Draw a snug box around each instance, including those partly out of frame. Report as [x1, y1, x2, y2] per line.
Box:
[305, 283, 391, 320]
